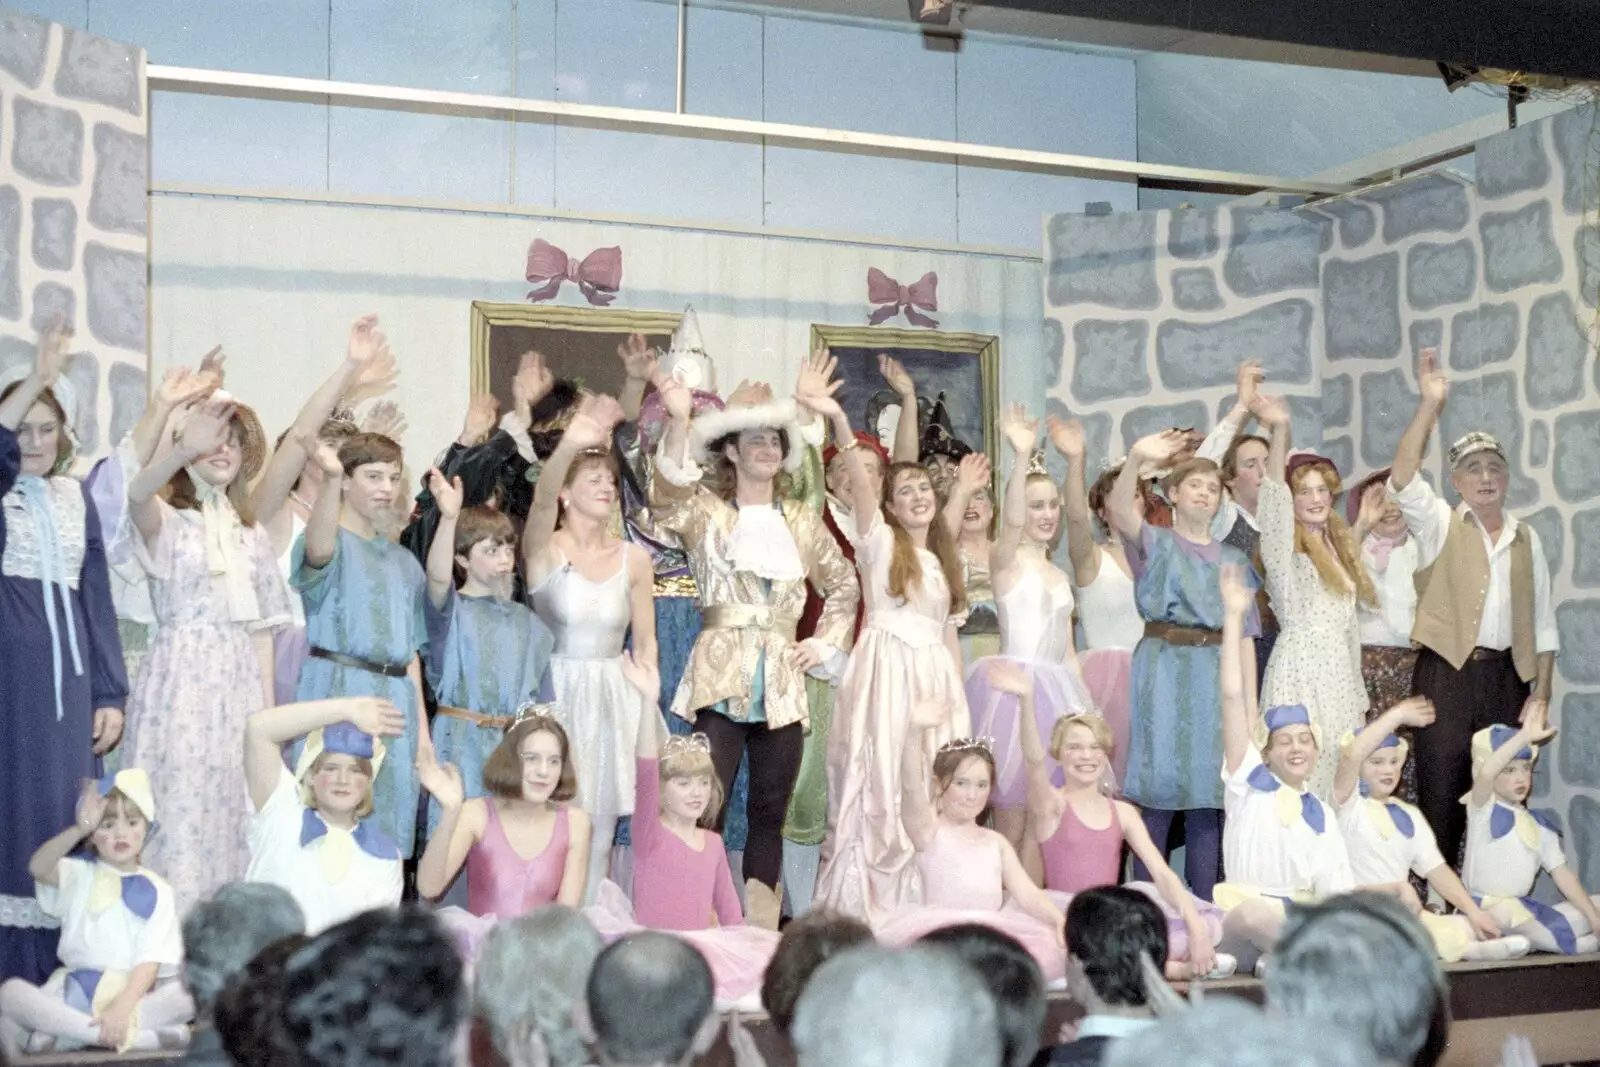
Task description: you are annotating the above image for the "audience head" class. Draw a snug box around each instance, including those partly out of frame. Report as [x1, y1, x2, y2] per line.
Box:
[281, 907, 465, 1067]
[1107, 999, 1378, 1067]
[1065, 886, 1169, 1011]
[182, 883, 306, 1016]
[1266, 891, 1447, 1067]
[337, 431, 405, 521]
[931, 738, 995, 826]
[793, 945, 1001, 1067]
[760, 910, 875, 1037]
[658, 734, 723, 828]
[477, 906, 603, 1067]
[1050, 715, 1115, 790]
[584, 932, 717, 1067]
[918, 924, 1046, 1067]
[1160, 456, 1223, 523]
[483, 714, 578, 805]
[215, 933, 311, 1067]
[453, 505, 517, 595]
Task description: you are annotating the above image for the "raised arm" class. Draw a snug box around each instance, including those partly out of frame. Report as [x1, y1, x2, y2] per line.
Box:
[991, 404, 1040, 577]
[0, 321, 67, 431]
[414, 748, 477, 900]
[128, 364, 217, 471]
[1198, 359, 1263, 465]
[1254, 393, 1292, 483]
[626, 544, 659, 689]
[300, 440, 347, 569]
[652, 364, 696, 473]
[900, 703, 947, 851]
[1390, 348, 1447, 492]
[126, 400, 235, 543]
[623, 650, 667, 759]
[28, 782, 105, 886]
[423, 470, 463, 611]
[1219, 562, 1258, 775]
[522, 392, 624, 570]
[1047, 415, 1100, 587]
[878, 354, 921, 464]
[1111, 431, 1185, 543]
[1332, 697, 1436, 807]
[1469, 707, 1555, 809]
[987, 661, 1061, 838]
[616, 334, 658, 421]
[243, 697, 405, 813]
[941, 452, 991, 539]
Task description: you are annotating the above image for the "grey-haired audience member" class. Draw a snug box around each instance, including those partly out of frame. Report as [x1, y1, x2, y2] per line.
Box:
[1106, 999, 1378, 1067]
[178, 883, 305, 1067]
[281, 908, 465, 1067]
[584, 932, 719, 1067]
[791, 945, 1003, 1067]
[760, 910, 875, 1038]
[919, 923, 1046, 1067]
[215, 934, 311, 1067]
[1265, 891, 1449, 1067]
[1050, 886, 1171, 1067]
[476, 905, 603, 1067]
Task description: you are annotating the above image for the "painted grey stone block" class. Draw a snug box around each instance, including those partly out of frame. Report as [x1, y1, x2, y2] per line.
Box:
[1551, 103, 1598, 216]
[1525, 293, 1589, 411]
[1481, 200, 1564, 293]
[1045, 397, 1113, 478]
[1448, 303, 1520, 372]
[1360, 173, 1471, 243]
[1323, 435, 1353, 479]
[1071, 319, 1151, 404]
[1557, 600, 1600, 685]
[1318, 199, 1376, 249]
[1530, 420, 1550, 468]
[1223, 207, 1321, 298]
[107, 360, 146, 446]
[1324, 253, 1401, 362]
[1292, 207, 1335, 254]
[61, 350, 99, 453]
[1577, 224, 1599, 309]
[1554, 409, 1600, 504]
[1047, 212, 1160, 310]
[1439, 372, 1537, 509]
[1043, 317, 1064, 389]
[88, 123, 147, 236]
[0, 11, 50, 88]
[0, 335, 34, 383]
[30, 280, 74, 334]
[0, 185, 19, 321]
[1524, 506, 1564, 577]
[1157, 298, 1314, 390]
[1409, 319, 1443, 361]
[1213, 391, 1323, 450]
[1359, 368, 1419, 471]
[31, 198, 75, 271]
[1405, 239, 1476, 312]
[1323, 373, 1353, 429]
[1574, 508, 1600, 589]
[12, 97, 83, 187]
[54, 29, 142, 117]
[1171, 267, 1223, 312]
[1531, 741, 1552, 799]
[1573, 794, 1600, 889]
[1167, 208, 1217, 261]
[1475, 121, 1550, 200]
[1120, 401, 1209, 456]
[1559, 691, 1600, 787]
[83, 242, 145, 353]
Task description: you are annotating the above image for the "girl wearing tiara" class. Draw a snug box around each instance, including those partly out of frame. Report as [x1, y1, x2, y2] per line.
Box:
[875, 705, 1066, 983]
[524, 394, 656, 900]
[964, 406, 1098, 870]
[0, 771, 189, 1055]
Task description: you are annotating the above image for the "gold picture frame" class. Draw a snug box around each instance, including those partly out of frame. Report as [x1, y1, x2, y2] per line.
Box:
[469, 301, 683, 403]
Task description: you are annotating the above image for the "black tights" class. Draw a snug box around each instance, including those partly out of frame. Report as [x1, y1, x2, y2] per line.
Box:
[693, 711, 804, 890]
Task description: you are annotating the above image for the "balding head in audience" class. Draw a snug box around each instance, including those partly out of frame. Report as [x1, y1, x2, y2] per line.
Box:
[584, 932, 718, 1067]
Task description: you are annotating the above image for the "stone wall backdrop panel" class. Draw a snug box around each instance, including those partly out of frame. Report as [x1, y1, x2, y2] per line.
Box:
[0, 10, 147, 462]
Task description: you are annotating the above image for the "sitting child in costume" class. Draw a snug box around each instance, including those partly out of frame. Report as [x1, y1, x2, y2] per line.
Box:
[997, 660, 1231, 980]
[416, 712, 590, 957]
[1462, 713, 1600, 955]
[243, 697, 405, 932]
[1333, 698, 1530, 961]
[874, 697, 1067, 984]
[1213, 564, 1354, 968]
[0, 771, 190, 1055]
[585, 653, 778, 1005]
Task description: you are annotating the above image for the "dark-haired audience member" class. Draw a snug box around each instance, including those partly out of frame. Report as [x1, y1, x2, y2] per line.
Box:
[475, 906, 602, 1067]
[583, 932, 719, 1067]
[280, 908, 464, 1067]
[1050, 887, 1170, 1067]
[179, 883, 305, 1067]
[760, 911, 874, 1039]
[920, 924, 1047, 1067]
[791, 945, 1002, 1067]
[213, 934, 309, 1067]
[1266, 892, 1450, 1067]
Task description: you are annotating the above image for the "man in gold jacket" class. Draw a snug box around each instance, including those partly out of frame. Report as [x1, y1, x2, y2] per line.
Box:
[648, 350, 860, 928]
[1387, 348, 1559, 866]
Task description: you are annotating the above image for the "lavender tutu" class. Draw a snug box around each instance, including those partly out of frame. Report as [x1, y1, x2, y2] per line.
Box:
[1079, 648, 1131, 786]
[965, 657, 1097, 809]
[1045, 882, 1223, 962]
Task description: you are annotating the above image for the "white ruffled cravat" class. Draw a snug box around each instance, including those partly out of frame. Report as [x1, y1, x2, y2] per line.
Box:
[187, 476, 262, 623]
[727, 504, 806, 581]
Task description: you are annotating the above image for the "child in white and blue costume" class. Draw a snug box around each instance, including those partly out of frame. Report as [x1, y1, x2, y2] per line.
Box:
[1461, 719, 1600, 955]
[0, 770, 190, 1056]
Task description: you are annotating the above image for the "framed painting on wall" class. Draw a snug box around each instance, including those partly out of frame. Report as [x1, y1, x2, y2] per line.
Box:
[810, 324, 1001, 461]
[469, 301, 682, 409]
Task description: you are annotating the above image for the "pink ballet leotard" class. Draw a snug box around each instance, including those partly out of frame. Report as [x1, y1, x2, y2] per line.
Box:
[1040, 799, 1123, 893]
[632, 758, 744, 931]
[466, 801, 570, 918]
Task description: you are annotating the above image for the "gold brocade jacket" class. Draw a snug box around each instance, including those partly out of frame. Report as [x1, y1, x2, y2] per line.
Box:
[649, 456, 859, 731]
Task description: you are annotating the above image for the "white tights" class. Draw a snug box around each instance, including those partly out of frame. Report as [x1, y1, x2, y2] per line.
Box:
[782, 841, 820, 917]
[1483, 895, 1600, 955]
[0, 974, 193, 1055]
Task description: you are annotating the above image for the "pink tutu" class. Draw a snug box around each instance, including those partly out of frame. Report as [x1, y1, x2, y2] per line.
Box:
[965, 657, 1096, 809]
[1046, 882, 1222, 962]
[877, 901, 1067, 983]
[1079, 648, 1131, 786]
[583, 880, 779, 1004]
[436, 906, 498, 964]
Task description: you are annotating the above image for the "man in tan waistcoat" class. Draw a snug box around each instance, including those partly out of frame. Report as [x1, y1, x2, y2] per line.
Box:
[1386, 349, 1559, 865]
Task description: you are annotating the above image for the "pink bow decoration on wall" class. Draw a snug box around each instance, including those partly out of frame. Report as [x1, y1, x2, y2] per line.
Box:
[867, 268, 939, 328]
[525, 239, 623, 306]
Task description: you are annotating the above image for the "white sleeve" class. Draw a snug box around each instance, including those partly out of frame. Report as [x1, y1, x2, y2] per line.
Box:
[1539, 825, 1568, 873]
[133, 876, 185, 971]
[35, 856, 90, 919]
[1526, 527, 1560, 655]
[249, 766, 303, 849]
[1388, 474, 1451, 569]
[652, 440, 704, 487]
[1317, 814, 1357, 897]
[1197, 414, 1241, 464]
[1223, 746, 1263, 800]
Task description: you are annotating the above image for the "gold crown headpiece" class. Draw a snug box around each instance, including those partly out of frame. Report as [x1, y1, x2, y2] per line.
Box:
[1025, 448, 1050, 477]
[510, 701, 558, 728]
[662, 733, 713, 758]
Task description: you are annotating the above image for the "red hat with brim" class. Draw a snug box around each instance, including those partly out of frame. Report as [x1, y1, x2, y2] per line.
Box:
[824, 430, 890, 468]
[1345, 467, 1392, 525]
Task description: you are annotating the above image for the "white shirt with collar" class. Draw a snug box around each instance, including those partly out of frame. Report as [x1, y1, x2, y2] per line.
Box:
[1387, 475, 1559, 655]
[1197, 413, 1258, 543]
[1357, 537, 1421, 648]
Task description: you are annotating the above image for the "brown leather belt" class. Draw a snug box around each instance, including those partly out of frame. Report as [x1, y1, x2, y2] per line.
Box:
[435, 705, 513, 730]
[1469, 647, 1512, 662]
[1143, 621, 1224, 648]
[309, 646, 409, 678]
